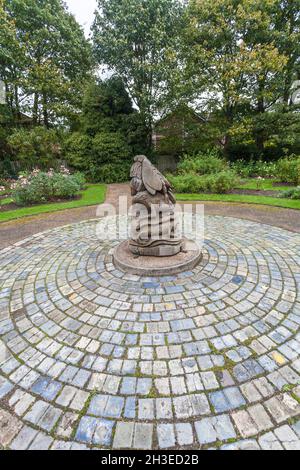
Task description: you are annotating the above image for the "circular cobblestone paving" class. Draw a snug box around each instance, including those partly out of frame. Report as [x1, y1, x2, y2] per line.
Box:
[0, 215, 300, 450]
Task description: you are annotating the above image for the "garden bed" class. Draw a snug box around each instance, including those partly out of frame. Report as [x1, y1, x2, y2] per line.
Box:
[0, 194, 82, 212]
[0, 184, 107, 223]
[229, 188, 280, 197]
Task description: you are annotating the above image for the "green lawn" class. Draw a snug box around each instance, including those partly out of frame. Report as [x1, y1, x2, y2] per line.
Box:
[236, 178, 295, 191]
[176, 192, 300, 209]
[0, 197, 13, 205]
[1, 180, 299, 224]
[0, 184, 106, 223]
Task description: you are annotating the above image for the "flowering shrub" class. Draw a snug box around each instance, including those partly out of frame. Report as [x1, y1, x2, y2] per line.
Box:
[255, 176, 265, 190]
[276, 155, 300, 185]
[170, 150, 238, 193]
[230, 160, 277, 178]
[178, 150, 228, 176]
[0, 185, 6, 210]
[280, 187, 300, 200]
[11, 167, 85, 206]
[168, 170, 238, 194]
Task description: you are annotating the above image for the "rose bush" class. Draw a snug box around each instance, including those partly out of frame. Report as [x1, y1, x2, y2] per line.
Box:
[11, 167, 85, 206]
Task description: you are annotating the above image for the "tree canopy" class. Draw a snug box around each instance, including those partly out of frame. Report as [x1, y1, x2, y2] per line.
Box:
[92, 0, 184, 147]
[0, 0, 93, 127]
[1, 0, 300, 178]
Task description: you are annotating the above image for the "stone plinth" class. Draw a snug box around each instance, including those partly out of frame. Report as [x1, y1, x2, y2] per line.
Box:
[113, 238, 202, 276]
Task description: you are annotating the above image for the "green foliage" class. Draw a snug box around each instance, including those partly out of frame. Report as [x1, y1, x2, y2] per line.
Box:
[82, 78, 134, 136]
[92, 0, 183, 145]
[183, 0, 300, 159]
[177, 150, 228, 176]
[0, 124, 15, 177]
[91, 132, 131, 164]
[8, 127, 62, 170]
[1, 0, 93, 127]
[72, 172, 87, 190]
[0, 184, 106, 222]
[170, 149, 237, 193]
[230, 160, 277, 178]
[169, 170, 237, 194]
[90, 162, 131, 184]
[64, 77, 148, 184]
[209, 171, 238, 193]
[11, 169, 83, 206]
[64, 133, 93, 171]
[276, 155, 300, 185]
[280, 187, 300, 200]
[64, 129, 133, 183]
[85, 131, 132, 182]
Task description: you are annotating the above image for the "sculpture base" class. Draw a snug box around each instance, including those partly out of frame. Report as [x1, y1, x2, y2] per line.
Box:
[113, 239, 202, 276]
[129, 242, 182, 257]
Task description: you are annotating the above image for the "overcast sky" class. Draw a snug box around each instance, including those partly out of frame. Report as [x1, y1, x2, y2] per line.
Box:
[65, 0, 98, 37]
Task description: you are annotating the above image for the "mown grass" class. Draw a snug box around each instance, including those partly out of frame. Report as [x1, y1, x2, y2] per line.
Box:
[0, 197, 13, 205]
[0, 184, 106, 223]
[176, 192, 300, 210]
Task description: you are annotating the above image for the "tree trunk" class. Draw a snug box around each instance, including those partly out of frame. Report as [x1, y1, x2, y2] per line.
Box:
[42, 92, 49, 128]
[255, 81, 266, 158]
[33, 93, 39, 124]
[147, 122, 153, 151]
[282, 5, 296, 106]
[255, 131, 265, 158]
[14, 85, 20, 122]
[223, 104, 234, 158]
[140, 109, 153, 153]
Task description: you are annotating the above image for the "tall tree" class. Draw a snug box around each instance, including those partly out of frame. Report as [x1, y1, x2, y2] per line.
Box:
[184, 0, 287, 157]
[0, 0, 25, 121]
[92, 0, 183, 149]
[1, 0, 93, 126]
[82, 77, 134, 135]
[274, 0, 300, 106]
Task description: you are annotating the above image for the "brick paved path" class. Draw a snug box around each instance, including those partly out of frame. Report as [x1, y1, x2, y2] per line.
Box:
[0, 208, 300, 449]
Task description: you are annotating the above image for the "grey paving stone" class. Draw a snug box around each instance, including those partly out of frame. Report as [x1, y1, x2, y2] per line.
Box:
[157, 424, 176, 449]
[176, 423, 194, 446]
[29, 432, 54, 450]
[195, 415, 236, 444]
[138, 399, 155, 420]
[259, 431, 283, 450]
[10, 426, 39, 450]
[133, 423, 153, 450]
[113, 422, 134, 449]
[221, 439, 260, 450]
[209, 386, 245, 413]
[0, 409, 22, 447]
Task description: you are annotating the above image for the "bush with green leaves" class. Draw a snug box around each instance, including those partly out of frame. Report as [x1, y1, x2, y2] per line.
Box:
[177, 149, 228, 176]
[168, 174, 207, 193]
[276, 155, 300, 185]
[91, 132, 131, 164]
[64, 133, 93, 171]
[11, 168, 83, 206]
[8, 127, 62, 170]
[72, 172, 87, 189]
[230, 159, 277, 178]
[208, 171, 238, 193]
[169, 149, 237, 193]
[65, 131, 133, 183]
[280, 187, 300, 200]
[90, 162, 131, 184]
[168, 170, 237, 194]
